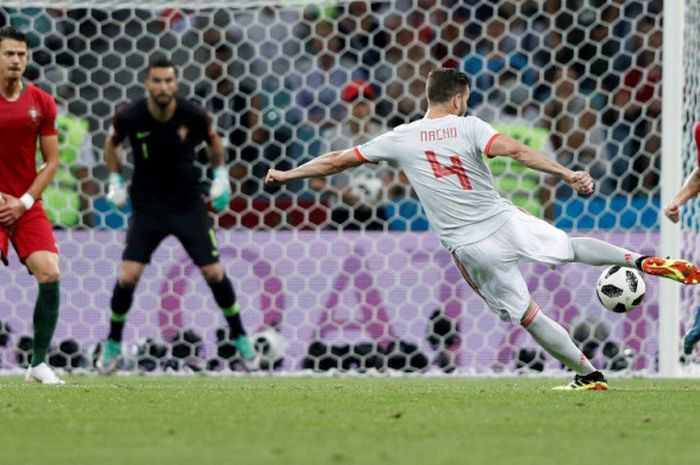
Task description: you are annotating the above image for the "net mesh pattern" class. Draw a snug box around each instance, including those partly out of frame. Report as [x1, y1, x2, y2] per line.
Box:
[0, 1, 671, 374]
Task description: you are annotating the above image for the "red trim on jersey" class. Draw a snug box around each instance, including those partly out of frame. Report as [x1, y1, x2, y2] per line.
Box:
[484, 133, 502, 158]
[354, 146, 370, 163]
[520, 301, 540, 328]
[694, 121, 700, 167]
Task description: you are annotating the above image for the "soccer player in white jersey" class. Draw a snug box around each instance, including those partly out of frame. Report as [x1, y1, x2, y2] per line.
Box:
[266, 68, 700, 390]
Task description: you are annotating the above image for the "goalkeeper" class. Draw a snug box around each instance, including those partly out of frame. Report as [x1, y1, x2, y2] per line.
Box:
[98, 56, 258, 373]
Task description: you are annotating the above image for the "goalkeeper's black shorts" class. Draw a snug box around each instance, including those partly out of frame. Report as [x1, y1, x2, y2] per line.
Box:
[122, 203, 219, 267]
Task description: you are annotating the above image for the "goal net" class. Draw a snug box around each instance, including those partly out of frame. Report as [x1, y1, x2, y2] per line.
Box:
[0, 1, 681, 375]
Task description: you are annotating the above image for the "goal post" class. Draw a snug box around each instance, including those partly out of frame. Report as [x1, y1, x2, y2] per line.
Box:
[659, 0, 684, 377]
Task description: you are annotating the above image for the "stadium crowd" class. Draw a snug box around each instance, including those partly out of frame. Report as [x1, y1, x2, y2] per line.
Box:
[0, 0, 663, 231]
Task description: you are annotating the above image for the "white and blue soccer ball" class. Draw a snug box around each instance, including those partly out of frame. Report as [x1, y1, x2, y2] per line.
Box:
[595, 266, 646, 313]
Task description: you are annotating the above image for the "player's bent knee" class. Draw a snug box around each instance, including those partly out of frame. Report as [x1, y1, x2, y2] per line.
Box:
[119, 261, 145, 288]
[118, 270, 142, 288]
[119, 275, 140, 288]
[201, 263, 224, 283]
[35, 268, 60, 284]
[24, 251, 60, 282]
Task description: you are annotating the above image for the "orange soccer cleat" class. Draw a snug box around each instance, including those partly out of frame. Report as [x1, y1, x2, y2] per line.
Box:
[639, 256, 700, 285]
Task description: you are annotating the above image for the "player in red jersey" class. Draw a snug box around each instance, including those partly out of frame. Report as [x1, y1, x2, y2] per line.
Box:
[664, 122, 700, 222]
[664, 121, 700, 362]
[0, 27, 64, 384]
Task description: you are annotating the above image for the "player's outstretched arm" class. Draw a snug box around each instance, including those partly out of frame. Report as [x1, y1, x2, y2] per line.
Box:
[665, 168, 700, 223]
[266, 148, 364, 186]
[665, 123, 700, 223]
[487, 134, 593, 196]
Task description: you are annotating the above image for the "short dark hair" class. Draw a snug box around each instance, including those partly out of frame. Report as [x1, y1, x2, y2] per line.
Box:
[0, 26, 28, 46]
[146, 56, 178, 77]
[426, 68, 471, 105]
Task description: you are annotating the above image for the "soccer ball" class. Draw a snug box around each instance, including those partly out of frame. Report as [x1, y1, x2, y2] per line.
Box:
[595, 266, 646, 313]
[253, 328, 288, 370]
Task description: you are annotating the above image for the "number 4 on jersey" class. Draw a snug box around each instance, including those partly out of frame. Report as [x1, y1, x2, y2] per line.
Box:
[424, 151, 472, 190]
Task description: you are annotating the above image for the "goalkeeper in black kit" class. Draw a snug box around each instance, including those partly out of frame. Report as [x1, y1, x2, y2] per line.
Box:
[98, 56, 259, 373]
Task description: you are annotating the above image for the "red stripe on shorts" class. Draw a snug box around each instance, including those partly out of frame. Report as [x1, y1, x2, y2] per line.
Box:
[451, 250, 486, 301]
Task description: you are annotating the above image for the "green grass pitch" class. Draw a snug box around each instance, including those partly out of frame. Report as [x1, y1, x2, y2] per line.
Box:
[1, 376, 697, 465]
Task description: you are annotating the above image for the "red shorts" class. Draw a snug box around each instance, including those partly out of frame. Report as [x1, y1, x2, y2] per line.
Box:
[0, 202, 59, 265]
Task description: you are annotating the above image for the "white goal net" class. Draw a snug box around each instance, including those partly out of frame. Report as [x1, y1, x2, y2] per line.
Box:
[0, 1, 685, 375]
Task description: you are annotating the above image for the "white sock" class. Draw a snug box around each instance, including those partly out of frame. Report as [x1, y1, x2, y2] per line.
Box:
[570, 237, 641, 267]
[521, 301, 596, 375]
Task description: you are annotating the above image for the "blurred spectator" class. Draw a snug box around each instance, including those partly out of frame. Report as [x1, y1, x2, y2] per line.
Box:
[477, 67, 555, 219]
[604, 15, 661, 195]
[384, 170, 429, 231]
[156, 8, 193, 34]
[542, 67, 609, 197]
[226, 88, 293, 199]
[289, 20, 355, 125]
[335, 1, 383, 68]
[461, 12, 538, 109]
[40, 79, 97, 228]
[311, 80, 387, 230]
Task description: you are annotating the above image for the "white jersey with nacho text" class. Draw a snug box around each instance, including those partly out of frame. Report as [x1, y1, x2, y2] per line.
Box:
[355, 114, 517, 251]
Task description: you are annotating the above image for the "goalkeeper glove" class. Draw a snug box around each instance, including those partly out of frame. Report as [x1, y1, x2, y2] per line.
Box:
[210, 166, 231, 212]
[106, 172, 127, 209]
